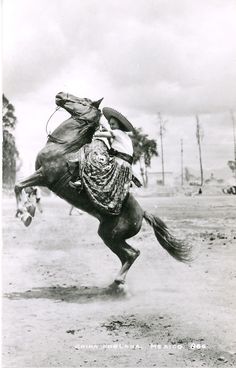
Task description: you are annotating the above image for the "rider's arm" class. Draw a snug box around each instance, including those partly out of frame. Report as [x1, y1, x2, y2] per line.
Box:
[100, 119, 112, 132]
[94, 119, 114, 138]
[94, 130, 133, 138]
[94, 131, 113, 138]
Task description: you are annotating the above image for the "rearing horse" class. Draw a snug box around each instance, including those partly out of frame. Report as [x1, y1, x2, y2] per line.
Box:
[15, 92, 192, 290]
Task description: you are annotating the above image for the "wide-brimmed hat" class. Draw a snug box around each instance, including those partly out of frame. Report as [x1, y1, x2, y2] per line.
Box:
[102, 107, 134, 132]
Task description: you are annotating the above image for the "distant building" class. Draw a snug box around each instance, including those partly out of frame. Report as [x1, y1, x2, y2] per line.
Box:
[148, 171, 174, 187]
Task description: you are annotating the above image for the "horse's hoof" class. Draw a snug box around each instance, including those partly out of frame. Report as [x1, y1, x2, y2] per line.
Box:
[22, 213, 32, 227]
[108, 281, 128, 295]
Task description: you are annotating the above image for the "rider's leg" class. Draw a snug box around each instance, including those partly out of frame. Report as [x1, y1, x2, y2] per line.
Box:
[68, 160, 82, 189]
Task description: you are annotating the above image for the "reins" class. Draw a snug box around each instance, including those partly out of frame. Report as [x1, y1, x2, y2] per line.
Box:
[45, 106, 67, 144]
[45, 106, 61, 136]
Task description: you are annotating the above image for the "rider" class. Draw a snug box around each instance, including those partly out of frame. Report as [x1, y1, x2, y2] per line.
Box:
[69, 107, 141, 214]
[71, 107, 134, 187]
[98, 107, 134, 165]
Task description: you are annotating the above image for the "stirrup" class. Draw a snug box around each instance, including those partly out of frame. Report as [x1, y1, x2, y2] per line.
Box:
[69, 181, 82, 191]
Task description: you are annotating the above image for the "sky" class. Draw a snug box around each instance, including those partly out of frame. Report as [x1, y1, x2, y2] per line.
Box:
[2, 0, 236, 179]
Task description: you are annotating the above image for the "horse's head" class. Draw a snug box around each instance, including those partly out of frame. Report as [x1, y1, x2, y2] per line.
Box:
[55, 92, 103, 123]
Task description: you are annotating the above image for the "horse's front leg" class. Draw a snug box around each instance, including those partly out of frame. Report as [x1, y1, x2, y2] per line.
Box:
[15, 168, 45, 226]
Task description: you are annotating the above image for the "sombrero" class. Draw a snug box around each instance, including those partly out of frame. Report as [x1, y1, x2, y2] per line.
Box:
[102, 107, 134, 132]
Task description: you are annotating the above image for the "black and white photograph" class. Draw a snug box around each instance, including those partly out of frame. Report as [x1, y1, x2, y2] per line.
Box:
[2, 0, 236, 367]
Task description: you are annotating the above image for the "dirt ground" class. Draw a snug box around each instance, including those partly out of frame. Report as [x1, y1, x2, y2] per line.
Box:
[2, 194, 236, 367]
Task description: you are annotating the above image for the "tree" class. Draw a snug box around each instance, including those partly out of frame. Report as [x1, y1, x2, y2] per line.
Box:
[196, 115, 204, 186]
[2, 94, 19, 188]
[132, 128, 158, 187]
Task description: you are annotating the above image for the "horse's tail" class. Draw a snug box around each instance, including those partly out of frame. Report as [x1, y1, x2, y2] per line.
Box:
[143, 211, 192, 263]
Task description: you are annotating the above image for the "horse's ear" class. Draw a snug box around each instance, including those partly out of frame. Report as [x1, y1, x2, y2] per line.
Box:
[91, 98, 104, 109]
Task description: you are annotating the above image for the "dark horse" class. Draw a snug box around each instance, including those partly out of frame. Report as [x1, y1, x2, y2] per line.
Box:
[15, 92, 191, 290]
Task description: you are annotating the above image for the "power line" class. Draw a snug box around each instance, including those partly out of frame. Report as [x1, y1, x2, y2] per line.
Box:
[181, 139, 184, 186]
[230, 110, 236, 179]
[158, 112, 165, 185]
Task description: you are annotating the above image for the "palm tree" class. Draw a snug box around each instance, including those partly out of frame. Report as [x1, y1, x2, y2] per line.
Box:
[132, 128, 158, 187]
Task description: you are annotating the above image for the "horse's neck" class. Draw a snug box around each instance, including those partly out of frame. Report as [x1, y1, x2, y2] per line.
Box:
[48, 117, 97, 154]
[51, 118, 78, 140]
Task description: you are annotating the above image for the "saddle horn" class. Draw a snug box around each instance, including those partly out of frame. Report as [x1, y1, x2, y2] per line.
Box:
[92, 98, 104, 109]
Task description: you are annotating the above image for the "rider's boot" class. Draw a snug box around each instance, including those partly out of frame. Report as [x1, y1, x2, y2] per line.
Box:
[69, 179, 82, 190]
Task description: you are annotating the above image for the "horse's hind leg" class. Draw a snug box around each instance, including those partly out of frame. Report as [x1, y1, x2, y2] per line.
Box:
[14, 168, 45, 225]
[113, 241, 140, 285]
[98, 226, 140, 287]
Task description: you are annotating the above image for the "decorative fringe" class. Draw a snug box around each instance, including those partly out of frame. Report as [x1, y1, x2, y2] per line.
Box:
[143, 211, 193, 263]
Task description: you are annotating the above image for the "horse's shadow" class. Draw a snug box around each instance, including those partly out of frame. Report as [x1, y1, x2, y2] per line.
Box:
[4, 284, 127, 304]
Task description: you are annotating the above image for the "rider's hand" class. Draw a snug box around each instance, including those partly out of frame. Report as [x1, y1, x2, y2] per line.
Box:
[100, 119, 112, 132]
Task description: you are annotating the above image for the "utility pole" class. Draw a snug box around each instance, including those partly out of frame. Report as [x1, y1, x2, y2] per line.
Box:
[158, 112, 165, 185]
[230, 110, 236, 179]
[196, 115, 204, 186]
[181, 139, 184, 186]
